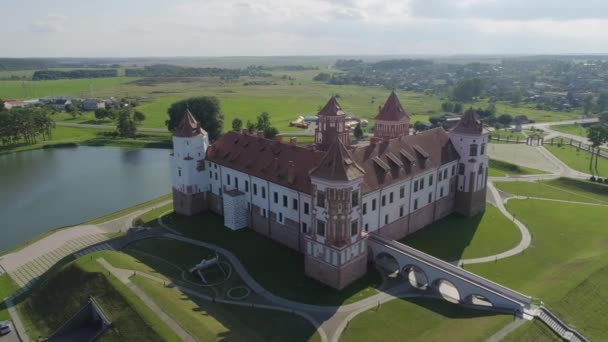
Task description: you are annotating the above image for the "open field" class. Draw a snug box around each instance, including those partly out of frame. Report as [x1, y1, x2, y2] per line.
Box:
[495, 178, 608, 204]
[488, 159, 547, 177]
[341, 297, 511, 342]
[16, 254, 180, 341]
[401, 204, 521, 261]
[545, 144, 608, 176]
[162, 211, 381, 305]
[465, 192, 608, 340]
[133, 276, 321, 342]
[0, 77, 137, 99]
[549, 124, 589, 138]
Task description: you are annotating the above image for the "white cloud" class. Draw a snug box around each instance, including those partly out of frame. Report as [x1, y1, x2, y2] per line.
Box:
[28, 14, 68, 33]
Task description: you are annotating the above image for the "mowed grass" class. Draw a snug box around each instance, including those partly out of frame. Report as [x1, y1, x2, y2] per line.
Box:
[488, 159, 547, 177]
[162, 212, 381, 305]
[549, 124, 589, 138]
[545, 143, 608, 176]
[465, 198, 608, 340]
[503, 320, 560, 342]
[340, 297, 511, 342]
[87, 193, 171, 225]
[16, 254, 180, 341]
[0, 77, 138, 99]
[132, 276, 322, 342]
[491, 128, 527, 141]
[0, 274, 19, 321]
[401, 204, 521, 261]
[495, 177, 608, 204]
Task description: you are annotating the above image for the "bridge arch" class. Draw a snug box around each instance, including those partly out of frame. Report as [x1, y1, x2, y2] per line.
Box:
[464, 294, 494, 307]
[432, 278, 461, 303]
[374, 252, 401, 276]
[402, 264, 429, 290]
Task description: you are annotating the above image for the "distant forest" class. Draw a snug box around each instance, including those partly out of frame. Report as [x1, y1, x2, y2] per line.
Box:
[32, 69, 118, 80]
[125, 64, 272, 79]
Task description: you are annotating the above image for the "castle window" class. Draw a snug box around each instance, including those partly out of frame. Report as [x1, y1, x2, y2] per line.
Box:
[209, 171, 212, 178]
[279, 213, 283, 223]
[253, 183, 258, 195]
[440, 187, 444, 197]
[245, 181, 249, 192]
[317, 191, 326, 208]
[235, 178, 239, 189]
[262, 187, 266, 199]
[414, 180, 418, 192]
[372, 199, 377, 211]
[302, 222, 308, 233]
[399, 205, 404, 217]
[459, 163, 465, 175]
[481, 143, 486, 155]
[178, 169, 182, 177]
[428, 192, 432, 204]
[429, 175, 434, 186]
[362, 203, 367, 215]
[293, 198, 298, 210]
[389, 192, 394, 204]
[351, 190, 359, 207]
[351, 221, 358, 236]
[470, 144, 478, 157]
[214, 164, 217, 169]
[226, 174, 231, 185]
[304, 202, 309, 214]
[478, 164, 484, 175]
[283, 195, 288, 207]
[420, 178, 425, 190]
[208, 162, 211, 167]
[451, 165, 455, 176]
[381, 195, 386, 207]
[316, 220, 325, 236]
[414, 199, 418, 210]
[399, 186, 405, 199]
[274, 192, 279, 204]
[262, 208, 266, 218]
[364, 223, 369, 232]
[444, 169, 448, 179]
[438, 171, 443, 181]
[384, 215, 389, 225]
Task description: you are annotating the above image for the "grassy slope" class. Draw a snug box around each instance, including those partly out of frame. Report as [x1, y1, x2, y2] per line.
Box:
[163, 212, 381, 306]
[135, 203, 174, 227]
[341, 297, 511, 342]
[401, 204, 521, 261]
[503, 320, 560, 342]
[87, 193, 171, 224]
[16, 254, 180, 341]
[466, 199, 608, 340]
[545, 144, 608, 176]
[549, 124, 589, 138]
[0, 274, 18, 321]
[0, 125, 172, 155]
[132, 276, 322, 342]
[495, 178, 608, 204]
[488, 159, 547, 177]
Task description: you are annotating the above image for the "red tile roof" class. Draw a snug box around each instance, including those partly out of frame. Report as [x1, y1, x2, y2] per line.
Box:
[375, 91, 409, 121]
[173, 110, 207, 137]
[318, 96, 346, 116]
[451, 108, 486, 135]
[310, 138, 365, 182]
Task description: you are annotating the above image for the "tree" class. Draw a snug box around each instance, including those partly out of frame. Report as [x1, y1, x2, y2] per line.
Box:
[583, 95, 594, 116]
[453, 103, 463, 113]
[441, 102, 454, 112]
[429, 115, 442, 127]
[264, 126, 279, 139]
[596, 92, 608, 113]
[587, 125, 608, 175]
[116, 109, 137, 138]
[413, 121, 427, 132]
[451, 79, 483, 102]
[166, 97, 224, 141]
[313, 73, 331, 82]
[256, 112, 271, 131]
[353, 123, 364, 139]
[133, 111, 146, 124]
[94, 108, 110, 122]
[497, 114, 513, 127]
[600, 111, 608, 125]
[511, 88, 522, 106]
[232, 118, 243, 131]
[246, 120, 255, 132]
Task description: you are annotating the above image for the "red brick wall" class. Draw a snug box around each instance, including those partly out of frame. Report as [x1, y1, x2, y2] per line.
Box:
[269, 214, 301, 251]
[172, 189, 207, 216]
[337, 254, 368, 289]
[409, 203, 435, 234]
[305, 255, 339, 288]
[455, 188, 486, 217]
[378, 214, 410, 240]
[208, 192, 223, 215]
[250, 205, 270, 236]
[434, 194, 455, 221]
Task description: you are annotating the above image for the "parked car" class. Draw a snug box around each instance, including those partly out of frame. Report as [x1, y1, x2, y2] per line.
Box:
[0, 321, 12, 335]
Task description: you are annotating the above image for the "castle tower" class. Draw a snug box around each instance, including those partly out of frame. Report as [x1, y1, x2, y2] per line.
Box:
[314, 96, 350, 151]
[171, 109, 210, 216]
[449, 109, 489, 217]
[374, 91, 410, 140]
[304, 138, 367, 289]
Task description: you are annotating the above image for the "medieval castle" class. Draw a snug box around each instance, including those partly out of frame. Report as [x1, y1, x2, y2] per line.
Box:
[170, 92, 489, 290]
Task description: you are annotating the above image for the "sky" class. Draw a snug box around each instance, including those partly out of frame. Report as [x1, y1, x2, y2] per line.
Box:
[2, 0, 608, 57]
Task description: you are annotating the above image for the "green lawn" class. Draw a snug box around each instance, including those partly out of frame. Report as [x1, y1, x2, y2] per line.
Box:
[545, 144, 608, 176]
[341, 297, 511, 342]
[488, 159, 548, 177]
[16, 254, 180, 341]
[133, 276, 321, 342]
[549, 124, 589, 138]
[0, 125, 172, 155]
[162, 212, 381, 305]
[503, 320, 560, 342]
[134, 203, 174, 227]
[465, 199, 608, 340]
[495, 177, 608, 204]
[491, 128, 527, 141]
[400, 204, 521, 261]
[0, 274, 19, 321]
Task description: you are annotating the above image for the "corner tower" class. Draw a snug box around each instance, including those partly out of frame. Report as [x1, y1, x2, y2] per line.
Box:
[374, 91, 410, 140]
[171, 110, 210, 216]
[449, 109, 489, 217]
[314, 96, 350, 151]
[304, 139, 367, 289]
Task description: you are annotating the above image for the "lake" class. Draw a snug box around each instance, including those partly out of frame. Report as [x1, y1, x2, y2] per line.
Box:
[0, 146, 171, 253]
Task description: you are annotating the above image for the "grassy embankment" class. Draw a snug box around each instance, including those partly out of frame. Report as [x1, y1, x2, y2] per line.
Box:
[549, 124, 589, 138]
[545, 143, 608, 176]
[488, 159, 547, 177]
[495, 177, 608, 204]
[0, 274, 19, 321]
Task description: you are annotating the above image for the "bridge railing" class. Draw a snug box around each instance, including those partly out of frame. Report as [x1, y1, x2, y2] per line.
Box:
[369, 234, 532, 306]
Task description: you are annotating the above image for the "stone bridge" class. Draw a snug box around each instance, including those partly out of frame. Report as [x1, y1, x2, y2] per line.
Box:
[368, 234, 532, 314]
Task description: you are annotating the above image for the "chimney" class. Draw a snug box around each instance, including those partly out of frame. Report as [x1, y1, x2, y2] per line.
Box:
[272, 157, 280, 170]
[241, 128, 250, 135]
[287, 161, 296, 184]
[276, 135, 283, 143]
[257, 131, 265, 138]
[290, 137, 297, 146]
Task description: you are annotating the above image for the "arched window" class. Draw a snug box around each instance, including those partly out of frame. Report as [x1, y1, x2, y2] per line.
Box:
[478, 164, 484, 175]
[469, 144, 478, 156]
[480, 143, 486, 155]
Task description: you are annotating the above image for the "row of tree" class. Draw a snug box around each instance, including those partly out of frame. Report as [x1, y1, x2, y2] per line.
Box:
[94, 108, 146, 138]
[587, 124, 608, 176]
[0, 107, 55, 146]
[32, 69, 117, 80]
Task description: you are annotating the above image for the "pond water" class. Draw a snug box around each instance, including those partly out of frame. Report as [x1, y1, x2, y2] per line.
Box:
[0, 146, 171, 253]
